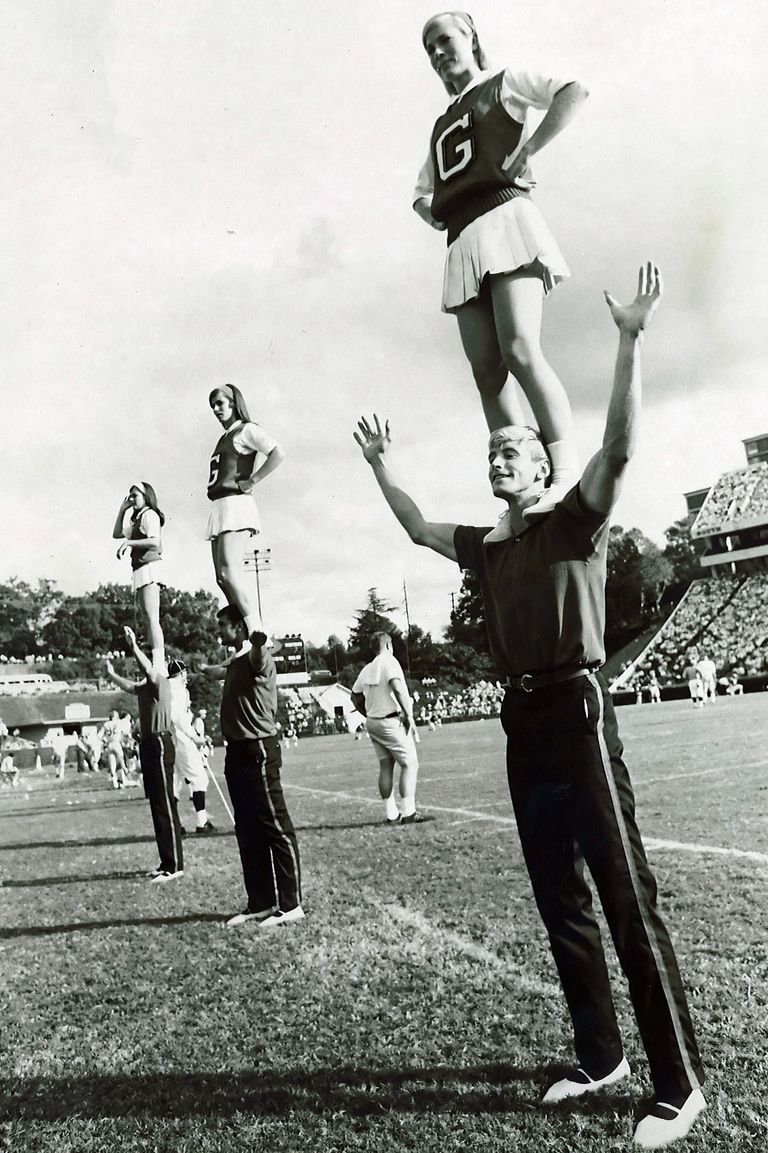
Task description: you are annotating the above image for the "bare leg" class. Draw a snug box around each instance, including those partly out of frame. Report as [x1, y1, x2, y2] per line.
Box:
[454, 283, 528, 432]
[137, 583, 165, 671]
[489, 271, 574, 447]
[211, 532, 264, 635]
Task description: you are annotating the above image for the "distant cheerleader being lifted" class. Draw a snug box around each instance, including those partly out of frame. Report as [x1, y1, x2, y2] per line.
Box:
[113, 482, 166, 671]
[414, 11, 589, 518]
[206, 384, 285, 643]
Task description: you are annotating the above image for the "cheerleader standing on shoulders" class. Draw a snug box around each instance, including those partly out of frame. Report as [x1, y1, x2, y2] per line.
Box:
[415, 11, 588, 517]
[113, 482, 166, 670]
[207, 384, 285, 642]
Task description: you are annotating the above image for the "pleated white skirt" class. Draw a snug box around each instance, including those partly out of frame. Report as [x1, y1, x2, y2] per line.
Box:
[442, 198, 570, 313]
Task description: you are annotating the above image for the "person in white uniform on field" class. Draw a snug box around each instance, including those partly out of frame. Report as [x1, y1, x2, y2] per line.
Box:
[168, 659, 215, 835]
[351, 633, 425, 826]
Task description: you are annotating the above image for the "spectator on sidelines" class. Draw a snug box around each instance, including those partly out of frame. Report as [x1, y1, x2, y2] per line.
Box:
[695, 654, 718, 703]
[0, 750, 19, 787]
[648, 671, 661, 704]
[192, 708, 213, 770]
[99, 711, 128, 788]
[351, 632, 425, 826]
[168, 659, 215, 836]
[355, 264, 706, 1148]
[682, 659, 704, 709]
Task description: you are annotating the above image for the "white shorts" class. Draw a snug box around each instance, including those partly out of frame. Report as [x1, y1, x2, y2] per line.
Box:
[173, 733, 209, 792]
[441, 198, 570, 313]
[366, 717, 419, 771]
[132, 561, 163, 591]
[206, 494, 260, 540]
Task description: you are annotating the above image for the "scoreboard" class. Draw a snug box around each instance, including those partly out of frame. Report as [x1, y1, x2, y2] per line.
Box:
[274, 635, 309, 685]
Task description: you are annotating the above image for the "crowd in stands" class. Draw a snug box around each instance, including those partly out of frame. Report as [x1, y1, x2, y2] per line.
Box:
[692, 462, 768, 536]
[416, 680, 505, 726]
[625, 574, 768, 685]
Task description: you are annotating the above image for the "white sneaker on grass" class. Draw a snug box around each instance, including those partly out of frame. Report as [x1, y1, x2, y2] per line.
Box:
[543, 1056, 630, 1103]
[258, 905, 305, 929]
[148, 869, 184, 884]
[225, 908, 277, 928]
[633, 1088, 706, 1149]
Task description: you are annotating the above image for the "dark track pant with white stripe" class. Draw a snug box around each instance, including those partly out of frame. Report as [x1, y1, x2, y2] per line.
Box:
[139, 732, 183, 875]
[224, 736, 301, 914]
[501, 671, 704, 1104]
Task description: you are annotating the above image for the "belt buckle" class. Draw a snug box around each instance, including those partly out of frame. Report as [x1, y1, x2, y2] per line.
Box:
[520, 673, 534, 693]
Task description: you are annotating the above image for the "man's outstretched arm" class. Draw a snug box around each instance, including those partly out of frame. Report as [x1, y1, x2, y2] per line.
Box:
[580, 262, 663, 516]
[354, 415, 458, 562]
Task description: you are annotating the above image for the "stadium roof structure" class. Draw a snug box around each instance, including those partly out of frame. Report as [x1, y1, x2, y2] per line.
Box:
[690, 461, 768, 539]
[0, 691, 122, 731]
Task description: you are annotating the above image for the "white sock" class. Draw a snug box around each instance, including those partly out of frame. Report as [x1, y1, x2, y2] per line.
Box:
[196, 809, 209, 828]
[384, 796, 399, 820]
[400, 796, 416, 818]
[546, 439, 580, 488]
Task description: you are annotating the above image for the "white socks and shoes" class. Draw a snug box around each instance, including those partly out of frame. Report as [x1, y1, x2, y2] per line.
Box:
[633, 1088, 706, 1149]
[543, 1056, 630, 1103]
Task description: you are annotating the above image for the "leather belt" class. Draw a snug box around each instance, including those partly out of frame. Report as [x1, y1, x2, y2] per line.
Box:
[504, 666, 597, 693]
[371, 711, 400, 719]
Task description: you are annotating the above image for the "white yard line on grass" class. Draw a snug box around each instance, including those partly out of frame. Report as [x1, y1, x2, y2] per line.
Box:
[367, 896, 559, 998]
[287, 783, 768, 863]
[645, 838, 768, 864]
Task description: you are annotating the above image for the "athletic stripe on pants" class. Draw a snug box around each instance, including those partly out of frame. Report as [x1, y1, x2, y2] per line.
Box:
[224, 736, 301, 914]
[501, 670, 704, 1103]
[139, 731, 183, 874]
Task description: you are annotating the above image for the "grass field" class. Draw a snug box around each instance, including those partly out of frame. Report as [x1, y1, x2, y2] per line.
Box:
[2, 696, 767, 1152]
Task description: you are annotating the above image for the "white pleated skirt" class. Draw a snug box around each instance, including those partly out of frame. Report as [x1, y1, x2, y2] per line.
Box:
[132, 561, 164, 591]
[205, 494, 260, 540]
[442, 197, 570, 313]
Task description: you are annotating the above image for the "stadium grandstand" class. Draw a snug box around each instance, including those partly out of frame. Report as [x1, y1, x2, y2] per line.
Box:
[613, 434, 768, 690]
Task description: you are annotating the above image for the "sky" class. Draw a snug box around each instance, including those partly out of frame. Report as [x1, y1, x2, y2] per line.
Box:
[2, 0, 768, 646]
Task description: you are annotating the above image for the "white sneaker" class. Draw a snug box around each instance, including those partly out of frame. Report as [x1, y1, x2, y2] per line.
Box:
[149, 869, 184, 884]
[542, 1056, 630, 1103]
[633, 1088, 706, 1149]
[225, 908, 276, 928]
[522, 482, 573, 522]
[258, 905, 305, 928]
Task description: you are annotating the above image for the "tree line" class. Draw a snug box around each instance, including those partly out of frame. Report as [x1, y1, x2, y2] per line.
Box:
[0, 516, 700, 685]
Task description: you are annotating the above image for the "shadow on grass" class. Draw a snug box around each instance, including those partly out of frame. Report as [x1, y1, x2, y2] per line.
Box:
[0, 834, 155, 852]
[0, 797, 145, 820]
[0, 913, 224, 940]
[296, 820, 391, 833]
[1, 830, 236, 853]
[1, 869, 153, 889]
[0, 1063, 640, 1120]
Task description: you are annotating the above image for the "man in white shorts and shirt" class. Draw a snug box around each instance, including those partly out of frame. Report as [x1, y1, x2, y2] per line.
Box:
[695, 654, 717, 703]
[351, 633, 424, 826]
[168, 660, 215, 834]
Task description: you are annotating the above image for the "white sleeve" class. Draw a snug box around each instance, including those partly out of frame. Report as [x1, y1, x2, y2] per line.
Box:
[141, 509, 161, 537]
[500, 67, 576, 119]
[413, 150, 435, 205]
[233, 422, 278, 456]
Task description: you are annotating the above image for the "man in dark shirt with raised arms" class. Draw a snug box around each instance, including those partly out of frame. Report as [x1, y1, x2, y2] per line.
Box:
[354, 265, 706, 1150]
[202, 607, 303, 930]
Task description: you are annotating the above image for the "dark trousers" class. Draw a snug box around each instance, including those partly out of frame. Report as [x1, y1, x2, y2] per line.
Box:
[224, 736, 301, 914]
[139, 732, 183, 874]
[501, 671, 704, 1103]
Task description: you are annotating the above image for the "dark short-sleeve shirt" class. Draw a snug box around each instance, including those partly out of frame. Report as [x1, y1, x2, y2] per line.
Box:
[136, 676, 173, 738]
[454, 486, 610, 676]
[221, 647, 278, 741]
